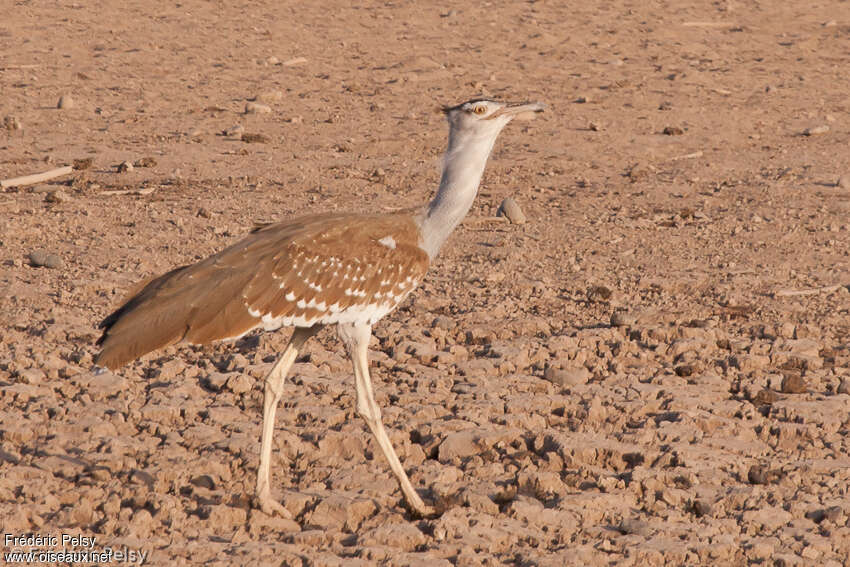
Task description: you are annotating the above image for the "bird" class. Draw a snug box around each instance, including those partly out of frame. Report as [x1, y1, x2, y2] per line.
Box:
[94, 98, 545, 519]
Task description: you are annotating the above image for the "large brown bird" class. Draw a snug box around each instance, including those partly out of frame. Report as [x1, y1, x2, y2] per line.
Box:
[96, 99, 545, 518]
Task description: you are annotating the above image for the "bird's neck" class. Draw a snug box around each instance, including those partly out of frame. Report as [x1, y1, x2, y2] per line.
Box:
[419, 132, 499, 258]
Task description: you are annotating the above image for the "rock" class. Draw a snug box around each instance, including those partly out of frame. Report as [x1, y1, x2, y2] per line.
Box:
[3, 115, 22, 131]
[44, 254, 63, 269]
[28, 250, 63, 269]
[748, 464, 770, 485]
[838, 175, 850, 190]
[207, 504, 247, 526]
[307, 495, 376, 531]
[362, 523, 427, 552]
[587, 285, 613, 302]
[803, 125, 829, 136]
[780, 373, 807, 394]
[117, 161, 134, 173]
[837, 378, 850, 395]
[133, 157, 157, 168]
[241, 133, 269, 143]
[741, 506, 793, 531]
[730, 354, 770, 373]
[543, 366, 590, 387]
[73, 158, 93, 170]
[224, 124, 245, 139]
[28, 250, 48, 267]
[245, 102, 272, 114]
[438, 430, 480, 462]
[190, 474, 216, 490]
[226, 373, 253, 394]
[662, 126, 684, 135]
[752, 388, 779, 406]
[690, 499, 712, 517]
[57, 95, 75, 109]
[610, 310, 636, 326]
[255, 90, 283, 103]
[45, 189, 71, 203]
[619, 517, 652, 536]
[204, 372, 229, 391]
[497, 197, 526, 225]
[431, 315, 456, 331]
[17, 368, 45, 385]
[75, 371, 126, 400]
[628, 162, 652, 182]
[129, 509, 154, 538]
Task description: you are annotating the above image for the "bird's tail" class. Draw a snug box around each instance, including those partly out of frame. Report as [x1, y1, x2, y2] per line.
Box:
[94, 263, 258, 370]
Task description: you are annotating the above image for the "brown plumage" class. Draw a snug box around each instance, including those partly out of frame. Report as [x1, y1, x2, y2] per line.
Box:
[94, 98, 544, 519]
[96, 211, 429, 369]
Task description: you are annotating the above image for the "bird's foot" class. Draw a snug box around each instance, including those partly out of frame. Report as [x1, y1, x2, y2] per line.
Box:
[412, 503, 438, 519]
[255, 492, 292, 519]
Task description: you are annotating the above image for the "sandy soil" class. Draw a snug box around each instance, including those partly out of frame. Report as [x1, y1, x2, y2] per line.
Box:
[2, 1, 850, 565]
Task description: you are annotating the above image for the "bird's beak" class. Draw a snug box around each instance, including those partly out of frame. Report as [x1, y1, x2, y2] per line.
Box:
[490, 101, 546, 121]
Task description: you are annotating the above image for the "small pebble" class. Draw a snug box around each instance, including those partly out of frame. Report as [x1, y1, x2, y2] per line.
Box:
[587, 285, 613, 302]
[44, 189, 71, 203]
[28, 250, 48, 267]
[117, 161, 134, 173]
[674, 364, 696, 377]
[747, 464, 769, 485]
[690, 499, 712, 517]
[204, 372, 229, 391]
[431, 315, 456, 331]
[803, 125, 829, 136]
[575, 95, 590, 103]
[227, 373, 253, 395]
[28, 250, 64, 269]
[224, 124, 245, 139]
[610, 310, 635, 327]
[780, 373, 807, 394]
[836, 175, 850, 190]
[57, 95, 75, 109]
[628, 162, 652, 182]
[662, 126, 684, 136]
[245, 102, 272, 114]
[255, 90, 283, 103]
[618, 518, 652, 536]
[543, 366, 590, 387]
[134, 157, 157, 168]
[3, 116, 22, 131]
[497, 197, 526, 225]
[73, 158, 93, 170]
[43, 254, 64, 269]
[753, 388, 779, 406]
[241, 133, 270, 144]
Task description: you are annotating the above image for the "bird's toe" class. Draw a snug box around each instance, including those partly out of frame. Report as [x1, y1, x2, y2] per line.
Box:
[256, 495, 293, 519]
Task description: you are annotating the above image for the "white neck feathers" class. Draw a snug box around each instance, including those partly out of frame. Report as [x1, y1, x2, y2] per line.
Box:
[419, 127, 503, 258]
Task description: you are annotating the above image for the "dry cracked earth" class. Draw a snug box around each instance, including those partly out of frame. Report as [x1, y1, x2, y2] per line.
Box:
[2, 1, 850, 565]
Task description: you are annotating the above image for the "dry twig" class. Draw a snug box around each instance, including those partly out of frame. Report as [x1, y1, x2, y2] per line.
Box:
[1, 166, 73, 190]
[773, 285, 843, 298]
[99, 187, 157, 196]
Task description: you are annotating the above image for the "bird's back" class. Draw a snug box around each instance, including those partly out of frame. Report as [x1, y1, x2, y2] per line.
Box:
[96, 211, 430, 369]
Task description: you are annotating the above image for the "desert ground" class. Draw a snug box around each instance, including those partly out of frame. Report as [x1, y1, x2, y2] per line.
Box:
[2, 1, 850, 565]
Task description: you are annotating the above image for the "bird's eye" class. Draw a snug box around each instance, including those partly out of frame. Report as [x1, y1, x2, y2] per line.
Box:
[472, 105, 486, 115]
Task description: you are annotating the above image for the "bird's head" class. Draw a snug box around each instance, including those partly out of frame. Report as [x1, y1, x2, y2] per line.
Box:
[443, 99, 545, 139]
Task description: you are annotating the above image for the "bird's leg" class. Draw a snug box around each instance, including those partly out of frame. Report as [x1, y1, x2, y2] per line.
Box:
[339, 323, 435, 517]
[255, 325, 318, 517]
